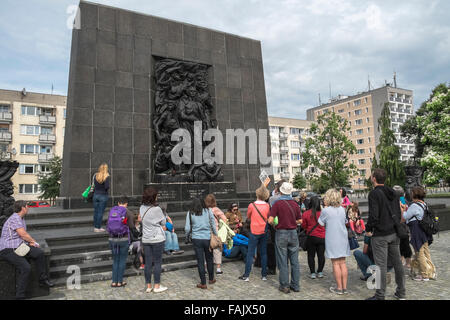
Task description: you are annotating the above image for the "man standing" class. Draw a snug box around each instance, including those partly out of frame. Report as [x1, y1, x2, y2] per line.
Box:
[268, 179, 285, 206]
[268, 182, 302, 294]
[366, 169, 406, 300]
[0, 201, 54, 299]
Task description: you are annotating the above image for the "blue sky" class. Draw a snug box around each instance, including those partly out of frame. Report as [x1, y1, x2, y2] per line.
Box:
[0, 0, 449, 119]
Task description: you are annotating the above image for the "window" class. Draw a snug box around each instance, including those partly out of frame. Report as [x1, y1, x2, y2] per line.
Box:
[0, 144, 8, 152]
[323, 109, 329, 114]
[0, 124, 8, 132]
[40, 126, 53, 135]
[63, 127, 65, 136]
[364, 97, 368, 103]
[367, 128, 370, 133]
[354, 100, 361, 107]
[354, 109, 362, 116]
[272, 153, 280, 161]
[347, 103, 350, 108]
[20, 125, 40, 135]
[366, 118, 370, 123]
[19, 184, 40, 194]
[355, 119, 363, 125]
[359, 169, 366, 176]
[357, 149, 365, 154]
[290, 141, 301, 148]
[40, 165, 51, 173]
[20, 144, 39, 154]
[21, 105, 38, 116]
[358, 159, 366, 165]
[292, 167, 301, 174]
[63, 109, 67, 119]
[290, 128, 300, 135]
[19, 164, 36, 174]
[366, 107, 369, 113]
[40, 145, 52, 154]
[356, 129, 363, 135]
[0, 104, 10, 112]
[338, 109, 344, 113]
[357, 139, 364, 145]
[368, 137, 371, 143]
[291, 154, 300, 161]
[270, 126, 279, 133]
[348, 112, 351, 117]
[369, 148, 372, 153]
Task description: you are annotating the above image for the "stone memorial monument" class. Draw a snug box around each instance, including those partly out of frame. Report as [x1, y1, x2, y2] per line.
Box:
[60, 1, 273, 209]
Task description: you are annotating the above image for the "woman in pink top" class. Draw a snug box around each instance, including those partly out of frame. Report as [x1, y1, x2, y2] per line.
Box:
[205, 194, 228, 274]
[341, 188, 352, 209]
[239, 184, 271, 281]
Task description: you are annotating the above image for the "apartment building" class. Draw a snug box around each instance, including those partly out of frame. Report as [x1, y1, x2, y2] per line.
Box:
[268, 116, 315, 183]
[0, 89, 66, 201]
[306, 84, 415, 189]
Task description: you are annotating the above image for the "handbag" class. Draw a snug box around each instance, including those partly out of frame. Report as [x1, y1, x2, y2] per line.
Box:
[9, 221, 30, 257]
[298, 220, 320, 251]
[82, 174, 96, 202]
[185, 212, 193, 244]
[348, 236, 360, 250]
[208, 210, 222, 251]
[165, 221, 173, 232]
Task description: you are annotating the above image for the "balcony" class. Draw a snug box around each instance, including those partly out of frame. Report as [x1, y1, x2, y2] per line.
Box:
[280, 173, 290, 180]
[280, 146, 289, 153]
[279, 132, 288, 140]
[280, 159, 289, 167]
[39, 134, 56, 144]
[0, 131, 12, 142]
[395, 97, 403, 102]
[38, 153, 54, 163]
[39, 115, 56, 125]
[0, 112, 12, 123]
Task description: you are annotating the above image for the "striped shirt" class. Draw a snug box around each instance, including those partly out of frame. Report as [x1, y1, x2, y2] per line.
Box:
[0, 213, 26, 251]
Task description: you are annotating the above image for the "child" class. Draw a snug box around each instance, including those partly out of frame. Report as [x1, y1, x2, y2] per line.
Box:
[347, 202, 366, 236]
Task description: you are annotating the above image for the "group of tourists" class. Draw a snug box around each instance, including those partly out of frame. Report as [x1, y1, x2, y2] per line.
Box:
[0, 162, 437, 299]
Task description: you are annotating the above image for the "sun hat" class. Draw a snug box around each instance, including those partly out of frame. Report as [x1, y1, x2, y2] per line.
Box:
[279, 182, 293, 195]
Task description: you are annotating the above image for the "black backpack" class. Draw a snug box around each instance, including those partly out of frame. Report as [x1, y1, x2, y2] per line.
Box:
[415, 202, 439, 236]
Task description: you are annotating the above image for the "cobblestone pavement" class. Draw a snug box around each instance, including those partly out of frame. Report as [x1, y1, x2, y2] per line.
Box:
[52, 231, 450, 300]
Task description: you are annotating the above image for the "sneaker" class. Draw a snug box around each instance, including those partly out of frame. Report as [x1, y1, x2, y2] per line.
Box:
[394, 293, 406, 300]
[238, 276, 249, 282]
[216, 270, 223, 275]
[413, 275, 426, 281]
[172, 250, 184, 255]
[145, 287, 152, 293]
[94, 228, 105, 233]
[366, 295, 384, 300]
[317, 272, 324, 278]
[289, 286, 300, 293]
[342, 289, 349, 294]
[261, 277, 267, 281]
[153, 285, 168, 293]
[329, 287, 343, 295]
[310, 273, 317, 279]
[139, 264, 145, 270]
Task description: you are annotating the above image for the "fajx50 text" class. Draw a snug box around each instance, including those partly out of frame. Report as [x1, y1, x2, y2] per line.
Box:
[228, 305, 266, 316]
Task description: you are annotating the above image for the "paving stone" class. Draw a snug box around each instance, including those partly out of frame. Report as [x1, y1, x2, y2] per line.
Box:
[52, 231, 450, 300]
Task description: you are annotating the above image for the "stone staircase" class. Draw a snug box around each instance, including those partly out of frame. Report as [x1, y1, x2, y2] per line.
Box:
[26, 206, 248, 288]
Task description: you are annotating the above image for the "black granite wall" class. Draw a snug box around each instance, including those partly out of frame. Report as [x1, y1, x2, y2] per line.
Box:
[60, 1, 271, 205]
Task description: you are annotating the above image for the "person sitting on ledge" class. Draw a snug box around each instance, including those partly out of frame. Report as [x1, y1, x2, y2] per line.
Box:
[225, 203, 243, 234]
[0, 201, 54, 299]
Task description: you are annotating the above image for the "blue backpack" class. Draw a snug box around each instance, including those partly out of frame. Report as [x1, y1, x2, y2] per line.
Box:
[107, 206, 129, 237]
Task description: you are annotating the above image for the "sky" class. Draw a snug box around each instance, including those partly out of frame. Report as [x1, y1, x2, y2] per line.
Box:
[0, 0, 449, 119]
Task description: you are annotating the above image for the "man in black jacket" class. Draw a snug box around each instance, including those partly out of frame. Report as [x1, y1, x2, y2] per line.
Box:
[366, 168, 406, 300]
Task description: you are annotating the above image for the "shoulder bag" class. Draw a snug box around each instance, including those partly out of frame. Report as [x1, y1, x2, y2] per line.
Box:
[251, 202, 269, 234]
[9, 220, 30, 257]
[377, 189, 409, 240]
[208, 210, 222, 251]
[185, 211, 193, 244]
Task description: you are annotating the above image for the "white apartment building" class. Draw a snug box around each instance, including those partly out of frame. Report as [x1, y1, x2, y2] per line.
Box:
[0, 89, 66, 201]
[268, 116, 315, 184]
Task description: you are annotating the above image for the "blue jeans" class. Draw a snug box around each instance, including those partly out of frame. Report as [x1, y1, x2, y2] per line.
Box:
[93, 193, 108, 229]
[275, 229, 300, 291]
[244, 232, 268, 277]
[192, 239, 214, 285]
[228, 245, 248, 261]
[109, 240, 129, 283]
[143, 242, 165, 285]
[353, 250, 374, 278]
[164, 231, 180, 252]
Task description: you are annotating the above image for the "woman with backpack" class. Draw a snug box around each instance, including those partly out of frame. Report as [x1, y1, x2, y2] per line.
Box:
[301, 196, 326, 279]
[93, 163, 111, 232]
[184, 198, 218, 289]
[107, 196, 131, 288]
[239, 184, 271, 282]
[402, 186, 436, 281]
[139, 187, 168, 293]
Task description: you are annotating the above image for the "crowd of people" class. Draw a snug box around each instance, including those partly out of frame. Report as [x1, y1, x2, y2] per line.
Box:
[0, 163, 437, 299]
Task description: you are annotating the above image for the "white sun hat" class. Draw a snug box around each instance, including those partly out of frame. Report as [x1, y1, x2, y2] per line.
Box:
[279, 182, 293, 195]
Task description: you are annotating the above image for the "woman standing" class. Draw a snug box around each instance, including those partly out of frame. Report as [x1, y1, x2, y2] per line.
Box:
[319, 189, 351, 295]
[93, 163, 110, 232]
[205, 194, 228, 275]
[403, 186, 436, 281]
[301, 196, 326, 279]
[239, 184, 271, 282]
[139, 187, 168, 293]
[185, 198, 217, 289]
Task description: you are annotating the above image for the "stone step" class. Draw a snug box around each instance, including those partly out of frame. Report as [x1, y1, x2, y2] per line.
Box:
[50, 245, 195, 272]
[49, 239, 111, 255]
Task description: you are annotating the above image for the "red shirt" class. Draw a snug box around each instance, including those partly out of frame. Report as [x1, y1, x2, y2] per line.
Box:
[301, 209, 326, 239]
[269, 199, 301, 230]
[247, 201, 270, 235]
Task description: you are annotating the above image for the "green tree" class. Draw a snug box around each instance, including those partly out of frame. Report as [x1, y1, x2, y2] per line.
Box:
[38, 156, 62, 206]
[301, 111, 357, 188]
[292, 172, 307, 190]
[415, 84, 450, 185]
[375, 102, 405, 187]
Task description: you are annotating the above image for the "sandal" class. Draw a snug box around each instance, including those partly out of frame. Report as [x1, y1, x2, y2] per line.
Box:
[111, 283, 118, 288]
[117, 282, 127, 287]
